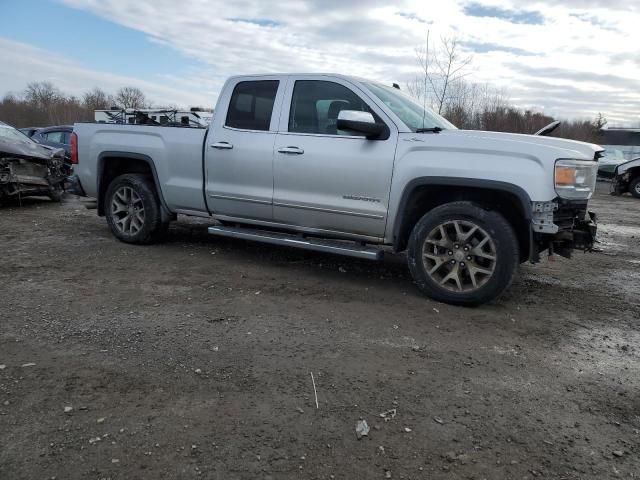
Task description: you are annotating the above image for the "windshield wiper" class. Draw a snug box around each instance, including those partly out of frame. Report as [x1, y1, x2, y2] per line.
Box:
[415, 127, 443, 133]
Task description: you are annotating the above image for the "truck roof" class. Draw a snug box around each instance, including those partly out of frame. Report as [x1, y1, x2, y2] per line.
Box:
[226, 73, 368, 82]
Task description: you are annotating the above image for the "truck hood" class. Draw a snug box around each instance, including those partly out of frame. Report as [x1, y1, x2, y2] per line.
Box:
[441, 129, 603, 161]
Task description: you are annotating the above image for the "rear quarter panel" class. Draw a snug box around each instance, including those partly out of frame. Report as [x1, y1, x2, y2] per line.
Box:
[74, 123, 207, 211]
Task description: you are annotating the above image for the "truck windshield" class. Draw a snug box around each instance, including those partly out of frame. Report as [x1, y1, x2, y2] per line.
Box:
[364, 82, 456, 132]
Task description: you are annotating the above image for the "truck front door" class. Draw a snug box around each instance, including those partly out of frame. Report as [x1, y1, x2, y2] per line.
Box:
[205, 77, 285, 220]
[273, 77, 397, 239]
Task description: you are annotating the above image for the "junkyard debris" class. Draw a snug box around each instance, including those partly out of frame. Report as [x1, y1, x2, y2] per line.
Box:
[355, 419, 370, 439]
[0, 122, 68, 202]
[310, 372, 319, 409]
[379, 408, 397, 422]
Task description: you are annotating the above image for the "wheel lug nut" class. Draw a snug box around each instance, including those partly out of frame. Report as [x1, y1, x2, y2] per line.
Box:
[450, 260, 456, 264]
[467, 256, 472, 260]
[460, 262, 465, 267]
[448, 251, 453, 255]
[463, 246, 469, 251]
[454, 244, 459, 249]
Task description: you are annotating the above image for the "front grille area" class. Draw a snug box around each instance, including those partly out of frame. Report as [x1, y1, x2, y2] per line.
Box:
[554, 200, 589, 231]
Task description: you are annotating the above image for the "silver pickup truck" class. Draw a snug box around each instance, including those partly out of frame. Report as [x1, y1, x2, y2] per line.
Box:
[72, 73, 601, 305]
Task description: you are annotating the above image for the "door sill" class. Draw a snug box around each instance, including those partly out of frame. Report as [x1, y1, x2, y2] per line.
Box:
[211, 214, 383, 243]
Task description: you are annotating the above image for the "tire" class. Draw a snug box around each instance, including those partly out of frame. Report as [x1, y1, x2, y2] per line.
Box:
[407, 201, 519, 306]
[48, 186, 63, 202]
[629, 176, 640, 199]
[104, 174, 169, 244]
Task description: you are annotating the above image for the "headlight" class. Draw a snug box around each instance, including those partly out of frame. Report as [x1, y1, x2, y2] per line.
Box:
[554, 159, 597, 199]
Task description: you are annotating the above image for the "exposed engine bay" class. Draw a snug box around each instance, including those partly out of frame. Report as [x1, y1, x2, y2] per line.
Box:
[0, 122, 68, 202]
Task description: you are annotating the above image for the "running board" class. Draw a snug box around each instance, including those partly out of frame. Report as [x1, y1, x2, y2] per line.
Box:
[207, 225, 383, 260]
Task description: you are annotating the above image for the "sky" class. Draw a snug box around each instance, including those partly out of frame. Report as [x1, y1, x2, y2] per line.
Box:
[0, 0, 638, 125]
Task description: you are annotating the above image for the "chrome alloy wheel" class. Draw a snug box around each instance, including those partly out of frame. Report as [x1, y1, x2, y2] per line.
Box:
[111, 186, 145, 235]
[422, 220, 497, 292]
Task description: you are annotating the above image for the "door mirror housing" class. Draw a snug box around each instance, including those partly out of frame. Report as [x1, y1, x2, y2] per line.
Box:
[336, 110, 388, 139]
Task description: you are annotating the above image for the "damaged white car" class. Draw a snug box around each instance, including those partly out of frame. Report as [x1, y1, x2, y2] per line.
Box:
[0, 121, 67, 202]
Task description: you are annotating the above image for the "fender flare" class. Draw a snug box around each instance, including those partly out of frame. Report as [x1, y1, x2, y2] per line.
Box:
[96, 151, 172, 220]
[391, 176, 533, 254]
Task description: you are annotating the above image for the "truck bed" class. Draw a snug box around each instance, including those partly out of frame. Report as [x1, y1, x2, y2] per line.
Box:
[74, 123, 209, 213]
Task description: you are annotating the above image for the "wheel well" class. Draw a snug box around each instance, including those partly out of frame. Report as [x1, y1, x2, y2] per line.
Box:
[97, 156, 154, 215]
[627, 166, 640, 181]
[394, 185, 531, 261]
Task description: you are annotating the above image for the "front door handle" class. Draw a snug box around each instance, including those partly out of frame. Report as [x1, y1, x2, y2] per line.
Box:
[277, 146, 304, 155]
[211, 142, 233, 150]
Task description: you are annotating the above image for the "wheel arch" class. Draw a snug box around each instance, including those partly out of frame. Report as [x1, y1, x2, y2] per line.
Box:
[626, 166, 640, 181]
[391, 177, 533, 261]
[97, 151, 171, 219]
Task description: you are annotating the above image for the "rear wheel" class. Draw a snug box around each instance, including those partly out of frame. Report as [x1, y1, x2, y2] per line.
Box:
[407, 202, 519, 306]
[105, 174, 168, 244]
[629, 176, 640, 199]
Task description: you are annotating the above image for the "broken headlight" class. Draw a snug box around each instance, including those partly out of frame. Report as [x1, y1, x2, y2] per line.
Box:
[554, 159, 597, 200]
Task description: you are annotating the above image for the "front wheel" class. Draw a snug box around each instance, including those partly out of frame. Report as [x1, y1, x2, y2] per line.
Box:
[407, 202, 519, 306]
[105, 174, 168, 244]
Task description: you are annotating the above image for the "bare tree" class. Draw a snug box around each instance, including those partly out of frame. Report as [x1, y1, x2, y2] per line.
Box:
[24, 82, 61, 107]
[23, 82, 64, 124]
[83, 87, 114, 111]
[408, 32, 473, 115]
[115, 86, 148, 109]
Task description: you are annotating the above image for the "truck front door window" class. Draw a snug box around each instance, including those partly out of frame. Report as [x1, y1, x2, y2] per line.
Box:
[226, 81, 279, 131]
[288, 80, 380, 136]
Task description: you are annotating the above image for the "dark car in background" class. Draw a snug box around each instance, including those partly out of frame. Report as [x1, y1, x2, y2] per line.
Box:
[31, 125, 73, 157]
[18, 127, 41, 138]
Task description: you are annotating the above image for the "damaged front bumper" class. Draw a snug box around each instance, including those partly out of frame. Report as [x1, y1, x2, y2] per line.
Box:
[0, 137, 67, 201]
[530, 200, 597, 262]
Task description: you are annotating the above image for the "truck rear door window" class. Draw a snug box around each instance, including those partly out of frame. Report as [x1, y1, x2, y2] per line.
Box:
[226, 81, 279, 131]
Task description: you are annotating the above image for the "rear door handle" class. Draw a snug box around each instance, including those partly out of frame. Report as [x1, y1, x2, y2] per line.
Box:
[211, 142, 233, 150]
[277, 146, 304, 155]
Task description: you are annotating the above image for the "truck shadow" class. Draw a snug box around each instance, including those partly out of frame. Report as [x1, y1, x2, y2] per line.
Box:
[0, 196, 56, 209]
[164, 217, 412, 285]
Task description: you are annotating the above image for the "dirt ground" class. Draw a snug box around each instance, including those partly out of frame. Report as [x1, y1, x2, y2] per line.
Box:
[1, 183, 639, 480]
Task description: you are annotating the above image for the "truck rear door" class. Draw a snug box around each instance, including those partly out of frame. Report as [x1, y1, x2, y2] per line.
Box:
[272, 76, 397, 239]
[204, 77, 286, 220]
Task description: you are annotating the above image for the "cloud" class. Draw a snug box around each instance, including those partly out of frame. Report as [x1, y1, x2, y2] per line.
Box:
[1, 0, 638, 125]
[0, 38, 211, 107]
[463, 3, 545, 24]
[461, 41, 536, 56]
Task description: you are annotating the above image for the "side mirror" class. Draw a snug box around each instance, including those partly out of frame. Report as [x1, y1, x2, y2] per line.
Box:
[336, 110, 388, 139]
